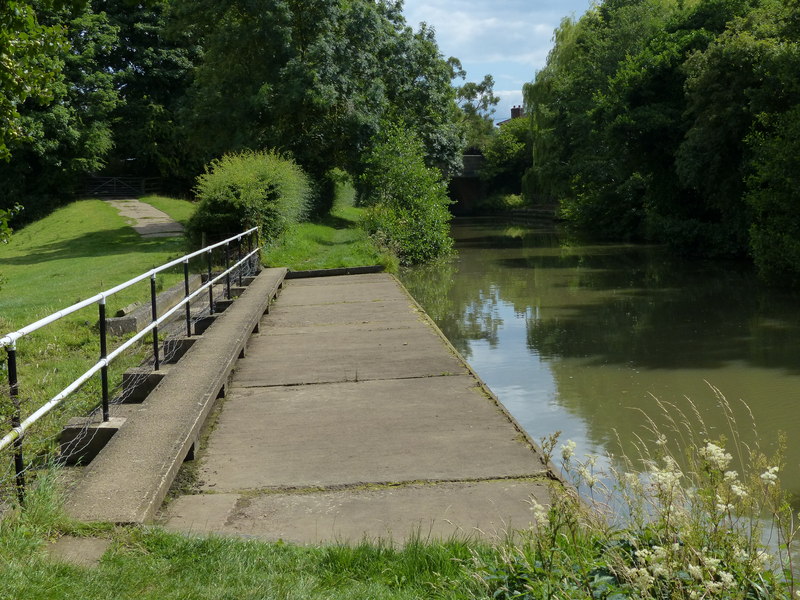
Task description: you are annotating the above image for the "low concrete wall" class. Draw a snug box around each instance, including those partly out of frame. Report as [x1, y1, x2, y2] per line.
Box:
[106, 275, 203, 336]
[66, 267, 287, 524]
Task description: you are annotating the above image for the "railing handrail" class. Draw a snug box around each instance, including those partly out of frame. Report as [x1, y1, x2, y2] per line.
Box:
[0, 227, 258, 349]
[0, 246, 260, 454]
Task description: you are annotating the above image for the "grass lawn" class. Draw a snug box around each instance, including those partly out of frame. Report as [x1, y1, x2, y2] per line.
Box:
[138, 195, 197, 225]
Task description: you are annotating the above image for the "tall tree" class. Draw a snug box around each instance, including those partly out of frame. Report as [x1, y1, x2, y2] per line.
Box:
[0, 1, 120, 222]
[96, 0, 199, 185]
[450, 58, 500, 152]
[176, 0, 463, 197]
[0, 1, 67, 161]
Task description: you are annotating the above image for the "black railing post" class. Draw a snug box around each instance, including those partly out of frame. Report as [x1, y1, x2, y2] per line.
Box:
[207, 249, 214, 315]
[225, 242, 231, 300]
[150, 274, 160, 371]
[247, 234, 253, 273]
[183, 259, 192, 337]
[98, 298, 110, 422]
[237, 236, 243, 286]
[7, 345, 24, 504]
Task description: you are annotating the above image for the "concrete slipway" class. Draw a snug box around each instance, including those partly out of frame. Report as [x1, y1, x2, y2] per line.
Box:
[160, 272, 553, 544]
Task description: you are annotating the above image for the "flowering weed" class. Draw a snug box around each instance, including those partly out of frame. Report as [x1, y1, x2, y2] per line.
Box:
[477, 393, 799, 599]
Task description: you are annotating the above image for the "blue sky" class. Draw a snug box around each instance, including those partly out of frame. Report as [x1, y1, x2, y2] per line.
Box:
[402, 0, 594, 121]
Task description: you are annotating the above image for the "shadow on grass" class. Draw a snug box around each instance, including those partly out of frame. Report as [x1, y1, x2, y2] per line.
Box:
[314, 213, 356, 230]
[0, 227, 187, 266]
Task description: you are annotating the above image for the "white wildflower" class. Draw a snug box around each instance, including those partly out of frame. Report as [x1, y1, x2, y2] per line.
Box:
[635, 548, 652, 563]
[754, 550, 771, 567]
[688, 564, 703, 580]
[760, 466, 779, 486]
[701, 554, 721, 572]
[628, 567, 654, 590]
[707, 581, 723, 594]
[655, 434, 668, 446]
[730, 482, 748, 499]
[560, 439, 576, 462]
[724, 470, 739, 482]
[699, 442, 732, 470]
[650, 564, 668, 578]
[718, 571, 735, 588]
[578, 466, 598, 487]
[651, 545, 667, 561]
[732, 546, 748, 562]
[529, 500, 549, 529]
[715, 494, 734, 513]
[649, 458, 682, 491]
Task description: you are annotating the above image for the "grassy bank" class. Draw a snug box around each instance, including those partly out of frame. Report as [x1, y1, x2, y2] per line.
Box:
[0, 199, 195, 491]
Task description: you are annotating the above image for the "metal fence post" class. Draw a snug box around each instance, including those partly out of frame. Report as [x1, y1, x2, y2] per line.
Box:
[237, 236, 243, 287]
[247, 234, 253, 273]
[207, 249, 214, 315]
[98, 297, 110, 422]
[183, 260, 192, 337]
[7, 345, 24, 503]
[150, 274, 160, 371]
[225, 242, 231, 300]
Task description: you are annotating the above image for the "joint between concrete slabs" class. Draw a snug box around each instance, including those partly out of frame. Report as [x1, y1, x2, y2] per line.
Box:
[199, 474, 553, 498]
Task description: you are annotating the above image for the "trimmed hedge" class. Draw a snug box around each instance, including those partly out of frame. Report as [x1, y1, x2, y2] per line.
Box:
[187, 150, 313, 245]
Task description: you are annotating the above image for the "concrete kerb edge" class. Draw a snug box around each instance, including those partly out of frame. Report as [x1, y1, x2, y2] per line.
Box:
[65, 267, 287, 524]
[389, 274, 564, 485]
[141, 267, 288, 522]
[285, 265, 385, 279]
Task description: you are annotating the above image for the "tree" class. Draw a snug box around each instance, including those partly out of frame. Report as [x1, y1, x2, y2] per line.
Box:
[481, 116, 531, 196]
[96, 0, 200, 185]
[450, 58, 499, 152]
[0, 1, 120, 223]
[360, 122, 453, 265]
[176, 0, 463, 203]
[0, 1, 66, 161]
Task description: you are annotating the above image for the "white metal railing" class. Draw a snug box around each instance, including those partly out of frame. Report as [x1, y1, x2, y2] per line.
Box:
[0, 227, 260, 501]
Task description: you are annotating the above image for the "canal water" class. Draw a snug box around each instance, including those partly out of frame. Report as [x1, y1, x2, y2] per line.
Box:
[400, 218, 800, 500]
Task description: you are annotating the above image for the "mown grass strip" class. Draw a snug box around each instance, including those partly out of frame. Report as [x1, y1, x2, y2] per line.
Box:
[263, 186, 397, 272]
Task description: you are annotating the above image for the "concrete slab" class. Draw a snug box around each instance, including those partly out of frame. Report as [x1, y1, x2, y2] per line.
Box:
[47, 536, 111, 567]
[164, 480, 551, 544]
[261, 299, 421, 329]
[163, 493, 240, 534]
[234, 325, 468, 386]
[274, 276, 403, 307]
[198, 377, 546, 491]
[286, 273, 391, 287]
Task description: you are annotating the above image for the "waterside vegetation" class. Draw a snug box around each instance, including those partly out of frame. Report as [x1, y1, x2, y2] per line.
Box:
[522, 0, 800, 285]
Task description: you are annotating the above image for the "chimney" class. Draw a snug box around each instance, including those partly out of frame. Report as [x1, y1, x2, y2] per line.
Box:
[511, 105, 524, 119]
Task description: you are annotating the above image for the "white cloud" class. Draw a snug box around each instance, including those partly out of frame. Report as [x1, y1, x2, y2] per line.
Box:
[403, 0, 591, 88]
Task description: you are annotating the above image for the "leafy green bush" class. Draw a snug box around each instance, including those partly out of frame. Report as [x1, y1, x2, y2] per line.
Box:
[187, 150, 313, 245]
[359, 124, 453, 265]
[474, 193, 527, 213]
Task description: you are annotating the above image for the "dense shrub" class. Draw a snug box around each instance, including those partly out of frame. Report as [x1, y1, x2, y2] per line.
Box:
[187, 150, 313, 245]
[359, 125, 453, 265]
